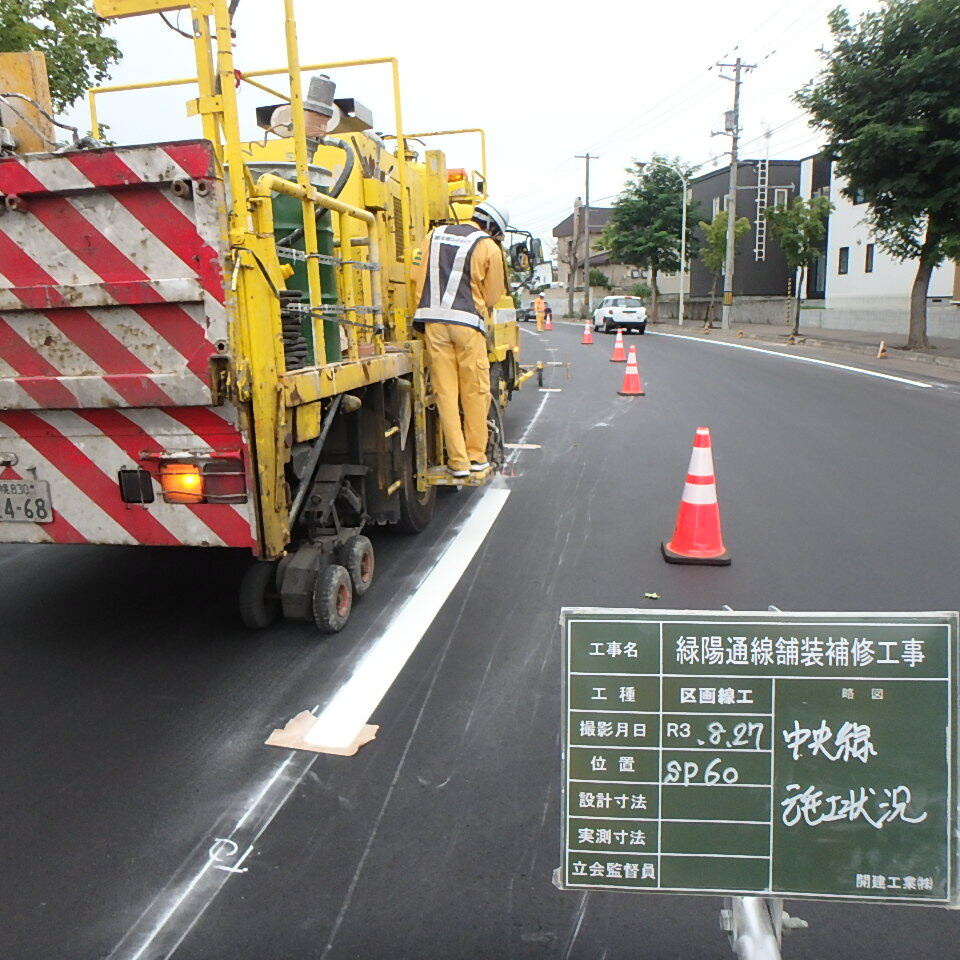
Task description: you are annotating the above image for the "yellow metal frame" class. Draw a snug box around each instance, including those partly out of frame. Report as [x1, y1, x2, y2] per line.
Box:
[90, 0, 523, 553]
[383, 128, 487, 196]
[91, 1, 424, 558]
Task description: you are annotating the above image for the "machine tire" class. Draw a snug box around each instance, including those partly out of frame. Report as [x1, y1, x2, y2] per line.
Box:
[487, 396, 505, 472]
[239, 561, 280, 629]
[396, 435, 435, 534]
[312, 564, 353, 633]
[340, 535, 374, 598]
[490, 361, 509, 411]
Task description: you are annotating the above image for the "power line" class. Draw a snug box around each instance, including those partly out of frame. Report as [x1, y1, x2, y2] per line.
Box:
[585, 68, 717, 154]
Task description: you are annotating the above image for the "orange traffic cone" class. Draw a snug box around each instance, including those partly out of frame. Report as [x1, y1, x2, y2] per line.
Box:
[610, 329, 626, 362]
[661, 427, 731, 565]
[581, 322, 593, 345]
[544, 314, 553, 331]
[618, 345, 645, 396]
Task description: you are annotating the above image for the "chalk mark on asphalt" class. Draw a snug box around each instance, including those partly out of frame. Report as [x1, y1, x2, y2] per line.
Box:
[649, 331, 936, 389]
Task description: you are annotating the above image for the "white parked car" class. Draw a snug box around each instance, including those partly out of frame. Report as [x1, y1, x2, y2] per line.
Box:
[592, 296, 647, 334]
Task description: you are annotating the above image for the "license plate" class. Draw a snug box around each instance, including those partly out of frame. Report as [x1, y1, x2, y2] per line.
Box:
[0, 479, 54, 523]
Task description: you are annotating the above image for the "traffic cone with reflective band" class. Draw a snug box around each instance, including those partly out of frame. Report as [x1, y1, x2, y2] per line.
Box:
[661, 427, 731, 565]
[610, 329, 626, 362]
[618, 345, 645, 396]
[581, 322, 593, 345]
[544, 314, 553, 330]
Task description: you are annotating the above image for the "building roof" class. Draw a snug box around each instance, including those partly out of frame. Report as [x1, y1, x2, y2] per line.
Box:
[553, 207, 612, 238]
[690, 159, 801, 185]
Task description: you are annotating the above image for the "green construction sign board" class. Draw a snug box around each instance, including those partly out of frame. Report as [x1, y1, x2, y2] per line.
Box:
[559, 609, 960, 905]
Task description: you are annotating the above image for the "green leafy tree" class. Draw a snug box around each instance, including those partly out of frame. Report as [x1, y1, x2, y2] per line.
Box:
[0, 0, 121, 112]
[600, 154, 698, 321]
[628, 281, 652, 299]
[766, 195, 833, 335]
[796, 0, 960, 349]
[698, 211, 750, 326]
[588, 268, 612, 290]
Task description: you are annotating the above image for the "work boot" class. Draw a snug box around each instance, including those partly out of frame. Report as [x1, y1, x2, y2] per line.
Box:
[448, 466, 470, 478]
[470, 460, 490, 472]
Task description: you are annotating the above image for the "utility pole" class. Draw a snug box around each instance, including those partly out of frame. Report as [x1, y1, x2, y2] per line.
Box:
[575, 153, 596, 317]
[567, 198, 581, 319]
[716, 57, 754, 329]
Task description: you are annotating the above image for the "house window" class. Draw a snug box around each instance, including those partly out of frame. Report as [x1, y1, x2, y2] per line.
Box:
[865, 243, 875, 273]
[838, 246, 850, 275]
[630, 269, 640, 278]
[773, 187, 789, 207]
[853, 187, 867, 205]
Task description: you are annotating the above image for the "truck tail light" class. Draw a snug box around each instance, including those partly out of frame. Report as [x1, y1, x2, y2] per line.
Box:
[159, 463, 204, 503]
[153, 455, 247, 505]
[202, 459, 247, 503]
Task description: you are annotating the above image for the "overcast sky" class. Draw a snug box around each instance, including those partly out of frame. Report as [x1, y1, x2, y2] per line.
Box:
[65, 0, 882, 249]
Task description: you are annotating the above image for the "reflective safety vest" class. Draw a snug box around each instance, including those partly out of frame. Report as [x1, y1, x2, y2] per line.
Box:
[413, 224, 489, 332]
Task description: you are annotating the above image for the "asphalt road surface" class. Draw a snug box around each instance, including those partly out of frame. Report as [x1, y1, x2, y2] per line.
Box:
[4, 322, 959, 960]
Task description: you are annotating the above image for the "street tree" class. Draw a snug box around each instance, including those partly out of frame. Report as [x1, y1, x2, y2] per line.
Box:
[698, 211, 750, 326]
[600, 154, 698, 321]
[766, 195, 833, 336]
[0, 0, 121, 112]
[796, 0, 960, 349]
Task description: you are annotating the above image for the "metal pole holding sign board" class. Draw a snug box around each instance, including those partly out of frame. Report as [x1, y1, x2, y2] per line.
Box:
[557, 609, 960, 954]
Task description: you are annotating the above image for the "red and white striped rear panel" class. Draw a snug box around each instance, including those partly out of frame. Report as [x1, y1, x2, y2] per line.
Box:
[0, 141, 258, 551]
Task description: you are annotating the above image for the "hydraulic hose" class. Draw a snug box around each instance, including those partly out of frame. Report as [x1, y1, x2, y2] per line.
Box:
[277, 136, 355, 248]
[324, 136, 355, 201]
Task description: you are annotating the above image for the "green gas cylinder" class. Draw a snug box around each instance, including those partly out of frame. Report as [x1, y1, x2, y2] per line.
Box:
[247, 162, 341, 364]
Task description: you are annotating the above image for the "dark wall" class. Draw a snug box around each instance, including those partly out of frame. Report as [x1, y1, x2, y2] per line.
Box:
[805, 155, 832, 300]
[690, 160, 800, 299]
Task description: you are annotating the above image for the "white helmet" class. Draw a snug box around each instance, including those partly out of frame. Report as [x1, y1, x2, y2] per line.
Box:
[472, 200, 510, 237]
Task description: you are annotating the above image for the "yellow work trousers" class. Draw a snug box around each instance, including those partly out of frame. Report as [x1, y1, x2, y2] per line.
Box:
[423, 322, 490, 471]
[535, 311, 544, 331]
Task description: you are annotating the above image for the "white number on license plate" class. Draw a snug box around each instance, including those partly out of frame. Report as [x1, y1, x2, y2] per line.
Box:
[0, 480, 53, 523]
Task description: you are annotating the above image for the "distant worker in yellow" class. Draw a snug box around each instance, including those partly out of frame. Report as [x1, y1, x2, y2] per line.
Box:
[534, 292, 547, 332]
[413, 201, 509, 478]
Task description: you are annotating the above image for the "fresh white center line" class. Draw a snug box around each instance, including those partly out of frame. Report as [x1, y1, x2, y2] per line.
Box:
[648, 330, 934, 388]
[303, 484, 511, 750]
[539, 387, 562, 393]
[504, 442, 542, 450]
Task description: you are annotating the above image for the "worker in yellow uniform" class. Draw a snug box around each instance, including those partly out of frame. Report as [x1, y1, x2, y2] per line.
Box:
[534, 292, 547, 331]
[413, 201, 509, 478]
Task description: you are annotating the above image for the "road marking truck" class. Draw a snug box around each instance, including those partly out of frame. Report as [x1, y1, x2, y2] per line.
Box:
[0, 0, 540, 632]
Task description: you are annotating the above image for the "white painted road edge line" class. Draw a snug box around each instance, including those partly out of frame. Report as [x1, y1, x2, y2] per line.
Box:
[303, 484, 511, 749]
[648, 330, 934, 389]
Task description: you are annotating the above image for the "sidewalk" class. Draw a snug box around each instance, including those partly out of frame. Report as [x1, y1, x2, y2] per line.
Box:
[572, 316, 960, 371]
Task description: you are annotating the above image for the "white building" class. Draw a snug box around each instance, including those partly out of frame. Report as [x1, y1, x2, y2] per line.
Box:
[803, 163, 960, 337]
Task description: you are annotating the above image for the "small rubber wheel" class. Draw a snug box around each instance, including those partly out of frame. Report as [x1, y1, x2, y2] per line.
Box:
[340, 535, 374, 598]
[239, 561, 280, 629]
[312, 564, 353, 633]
